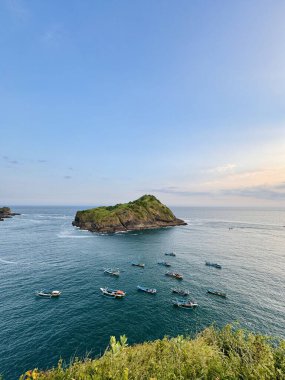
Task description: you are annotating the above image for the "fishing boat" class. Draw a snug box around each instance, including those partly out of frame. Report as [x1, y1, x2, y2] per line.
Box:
[172, 298, 198, 308]
[165, 252, 176, 257]
[157, 261, 171, 267]
[36, 290, 61, 298]
[205, 261, 222, 269]
[207, 289, 227, 298]
[172, 288, 190, 296]
[100, 287, 126, 298]
[103, 268, 120, 276]
[137, 285, 157, 294]
[131, 263, 145, 268]
[165, 271, 183, 280]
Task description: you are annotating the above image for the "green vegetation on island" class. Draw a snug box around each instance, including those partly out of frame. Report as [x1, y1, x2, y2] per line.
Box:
[72, 195, 186, 233]
[21, 325, 285, 380]
[0, 207, 20, 221]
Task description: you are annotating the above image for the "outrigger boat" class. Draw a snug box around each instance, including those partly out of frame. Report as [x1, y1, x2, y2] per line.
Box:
[36, 290, 61, 298]
[205, 261, 222, 269]
[172, 288, 190, 296]
[132, 263, 145, 268]
[207, 289, 227, 298]
[157, 261, 171, 267]
[165, 271, 183, 280]
[100, 287, 126, 298]
[165, 252, 176, 257]
[103, 268, 120, 276]
[173, 298, 198, 308]
[137, 285, 157, 294]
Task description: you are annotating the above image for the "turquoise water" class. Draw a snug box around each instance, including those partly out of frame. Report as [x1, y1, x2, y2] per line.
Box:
[1, 206, 285, 379]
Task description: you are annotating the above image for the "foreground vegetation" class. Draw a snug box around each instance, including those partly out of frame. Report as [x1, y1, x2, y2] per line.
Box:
[21, 325, 285, 380]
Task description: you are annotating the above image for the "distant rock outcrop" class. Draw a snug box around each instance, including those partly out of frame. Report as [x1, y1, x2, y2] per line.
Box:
[0, 207, 20, 221]
[72, 195, 187, 233]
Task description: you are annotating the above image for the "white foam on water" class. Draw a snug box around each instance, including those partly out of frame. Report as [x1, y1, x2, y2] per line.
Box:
[0, 258, 17, 264]
[57, 228, 92, 239]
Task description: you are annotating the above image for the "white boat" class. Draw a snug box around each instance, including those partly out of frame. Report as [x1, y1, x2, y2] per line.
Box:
[103, 268, 120, 276]
[165, 252, 176, 257]
[165, 271, 183, 280]
[172, 288, 190, 296]
[100, 287, 126, 298]
[36, 290, 61, 298]
[172, 298, 198, 308]
[132, 262, 145, 268]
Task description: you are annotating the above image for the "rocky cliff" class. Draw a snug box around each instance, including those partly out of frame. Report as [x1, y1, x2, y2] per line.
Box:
[72, 195, 186, 233]
[0, 207, 20, 221]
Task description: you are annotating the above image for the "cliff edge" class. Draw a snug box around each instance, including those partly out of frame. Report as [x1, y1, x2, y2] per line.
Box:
[72, 194, 186, 233]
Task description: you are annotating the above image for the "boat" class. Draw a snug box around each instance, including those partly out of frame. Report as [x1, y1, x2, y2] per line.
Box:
[157, 261, 171, 267]
[137, 285, 157, 294]
[172, 298, 198, 308]
[165, 252, 176, 257]
[131, 263, 145, 268]
[165, 271, 183, 280]
[172, 288, 190, 296]
[205, 261, 222, 269]
[207, 289, 227, 298]
[100, 287, 126, 298]
[36, 290, 61, 298]
[103, 268, 120, 276]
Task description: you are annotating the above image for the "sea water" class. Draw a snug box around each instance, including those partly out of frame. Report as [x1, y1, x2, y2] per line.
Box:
[0, 206, 285, 379]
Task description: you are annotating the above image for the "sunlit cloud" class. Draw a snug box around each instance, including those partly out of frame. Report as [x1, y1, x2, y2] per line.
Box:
[207, 163, 237, 174]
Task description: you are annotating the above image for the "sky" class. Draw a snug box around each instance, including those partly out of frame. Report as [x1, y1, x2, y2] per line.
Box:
[1, 0, 285, 206]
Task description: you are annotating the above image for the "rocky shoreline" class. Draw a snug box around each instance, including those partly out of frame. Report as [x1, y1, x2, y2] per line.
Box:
[0, 207, 21, 222]
[72, 195, 186, 233]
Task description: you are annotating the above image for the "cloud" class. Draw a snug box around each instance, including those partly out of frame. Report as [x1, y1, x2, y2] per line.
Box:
[150, 182, 285, 201]
[38, 159, 47, 163]
[9, 160, 19, 164]
[149, 187, 212, 197]
[64, 175, 72, 179]
[222, 185, 285, 200]
[207, 163, 237, 174]
[2, 156, 9, 160]
[275, 182, 285, 190]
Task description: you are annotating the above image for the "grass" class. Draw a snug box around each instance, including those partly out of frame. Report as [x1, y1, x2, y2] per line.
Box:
[75, 195, 176, 225]
[20, 325, 285, 380]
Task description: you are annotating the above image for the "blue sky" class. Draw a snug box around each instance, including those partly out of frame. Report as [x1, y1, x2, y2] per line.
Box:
[1, 0, 285, 206]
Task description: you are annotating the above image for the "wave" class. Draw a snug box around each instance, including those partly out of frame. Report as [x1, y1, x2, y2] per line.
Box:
[0, 258, 17, 264]
[57, 229, 92, 239]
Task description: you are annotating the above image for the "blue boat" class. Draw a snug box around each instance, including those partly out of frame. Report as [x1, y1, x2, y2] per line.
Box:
[157, 261, 171, 267]
[137, 285, 157, 294]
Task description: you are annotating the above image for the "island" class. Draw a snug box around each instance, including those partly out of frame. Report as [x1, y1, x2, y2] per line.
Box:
[0, 207, 20, 222]
[72, 194, 187, 233]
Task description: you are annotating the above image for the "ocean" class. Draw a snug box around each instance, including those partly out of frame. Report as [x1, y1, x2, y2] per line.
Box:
[1, 206, 285, 379]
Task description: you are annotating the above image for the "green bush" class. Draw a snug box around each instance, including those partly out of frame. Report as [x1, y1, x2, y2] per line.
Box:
[19, 325, 285, 380]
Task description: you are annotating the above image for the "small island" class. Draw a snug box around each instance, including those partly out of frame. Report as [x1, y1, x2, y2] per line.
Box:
[72, 194, 186, 233]
[0, 207, 20, 222]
